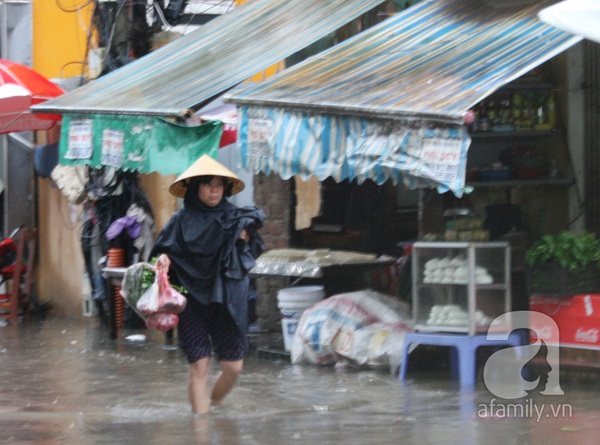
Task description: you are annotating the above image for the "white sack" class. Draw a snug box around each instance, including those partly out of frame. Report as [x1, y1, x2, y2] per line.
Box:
[291, 289, 413, 374]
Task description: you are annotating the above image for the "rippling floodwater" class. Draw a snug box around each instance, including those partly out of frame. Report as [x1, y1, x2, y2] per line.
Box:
[1, 317, 599, 444]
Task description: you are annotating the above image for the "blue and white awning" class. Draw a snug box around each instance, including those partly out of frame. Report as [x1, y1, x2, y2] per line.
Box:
[226, 0, 582, 196]
[238, 106, 470, 193]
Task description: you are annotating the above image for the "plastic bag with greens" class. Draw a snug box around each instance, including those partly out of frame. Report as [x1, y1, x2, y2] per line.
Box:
[120, 262, 154, 315]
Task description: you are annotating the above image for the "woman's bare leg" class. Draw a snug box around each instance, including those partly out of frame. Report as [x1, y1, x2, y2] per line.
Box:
[210, 359, 243, 406]
[189, 357, 211, 414]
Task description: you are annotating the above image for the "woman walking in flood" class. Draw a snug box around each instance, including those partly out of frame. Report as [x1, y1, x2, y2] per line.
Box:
[152, 154, 264, 415]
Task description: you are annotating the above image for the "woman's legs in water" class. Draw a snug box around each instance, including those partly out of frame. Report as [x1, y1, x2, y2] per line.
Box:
[179, 301, 245, 414]
[189, 358, 244, 414]
[189, 357, 211, 414]
[211, 359, 243, 406]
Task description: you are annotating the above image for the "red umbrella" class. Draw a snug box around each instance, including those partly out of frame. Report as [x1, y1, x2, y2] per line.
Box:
[0, 59, 65, 134]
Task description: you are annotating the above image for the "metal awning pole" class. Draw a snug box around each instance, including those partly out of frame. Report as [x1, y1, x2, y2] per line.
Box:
[1, 1, 6, 235]
[1, 1, 7, 58]
[417, 188, 424, 241]
[1, 134, 5, 236]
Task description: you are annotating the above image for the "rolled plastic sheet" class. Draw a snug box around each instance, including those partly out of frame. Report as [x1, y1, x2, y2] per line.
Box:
[249, 248, 391, 278]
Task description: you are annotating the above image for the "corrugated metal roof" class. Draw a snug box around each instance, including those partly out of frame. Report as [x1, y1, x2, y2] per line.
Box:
[225, 0, 582, 122]
[32, 0, 387, 117]
[225, 0, 583, 195]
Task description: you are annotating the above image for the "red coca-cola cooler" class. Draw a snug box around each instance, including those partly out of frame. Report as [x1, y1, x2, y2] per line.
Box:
[529, 294, 600, 349]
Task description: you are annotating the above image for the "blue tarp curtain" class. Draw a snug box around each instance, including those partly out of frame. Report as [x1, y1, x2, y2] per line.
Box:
[238, 106, 470, 193]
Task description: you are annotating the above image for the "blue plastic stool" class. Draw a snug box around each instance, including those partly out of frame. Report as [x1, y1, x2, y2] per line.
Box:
[399, 332, 524, 386]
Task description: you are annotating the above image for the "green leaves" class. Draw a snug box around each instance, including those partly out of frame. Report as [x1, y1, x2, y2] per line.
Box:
[525, 231, 600, 271]
[141, 257, 188, 295]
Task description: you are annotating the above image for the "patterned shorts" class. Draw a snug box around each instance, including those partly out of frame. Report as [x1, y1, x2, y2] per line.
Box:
[177, 298, 245, 363]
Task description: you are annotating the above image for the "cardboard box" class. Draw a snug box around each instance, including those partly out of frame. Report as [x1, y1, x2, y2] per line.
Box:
[529, 294, 600, 350]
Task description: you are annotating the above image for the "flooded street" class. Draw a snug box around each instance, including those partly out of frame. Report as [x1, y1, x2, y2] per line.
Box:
[1, 316, 600, 444]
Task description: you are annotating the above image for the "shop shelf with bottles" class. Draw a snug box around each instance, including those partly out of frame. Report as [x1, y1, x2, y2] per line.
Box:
[467, 83, 567, 184]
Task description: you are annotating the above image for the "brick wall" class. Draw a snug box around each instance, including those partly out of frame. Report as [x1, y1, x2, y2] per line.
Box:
[252, 173, 293, 332]
[253, 172, 292, 250]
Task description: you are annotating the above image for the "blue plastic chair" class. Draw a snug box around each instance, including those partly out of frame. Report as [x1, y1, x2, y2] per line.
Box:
[399, 331, 524, 386]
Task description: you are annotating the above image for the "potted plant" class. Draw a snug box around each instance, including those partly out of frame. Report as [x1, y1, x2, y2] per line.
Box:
[525, 231, 600, 297]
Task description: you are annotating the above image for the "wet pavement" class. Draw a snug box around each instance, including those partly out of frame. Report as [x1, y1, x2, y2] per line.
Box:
[1, 316, 600, 444]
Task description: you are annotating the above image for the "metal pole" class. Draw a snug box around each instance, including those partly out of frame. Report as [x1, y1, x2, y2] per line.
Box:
[1, 0, 8, 58]
[1, 136, 5, 237]
[417, 188, 424, 240]
[1, 2, 7, 235]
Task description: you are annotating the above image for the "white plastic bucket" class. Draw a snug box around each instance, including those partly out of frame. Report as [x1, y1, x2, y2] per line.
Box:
[277, 286, 325, 351]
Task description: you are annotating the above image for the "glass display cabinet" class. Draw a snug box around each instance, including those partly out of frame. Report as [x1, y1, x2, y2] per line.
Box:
[411, 242, 512, 335]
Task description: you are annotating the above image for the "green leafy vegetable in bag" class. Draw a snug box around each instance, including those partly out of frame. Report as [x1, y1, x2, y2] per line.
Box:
[142, 257, 188, 295]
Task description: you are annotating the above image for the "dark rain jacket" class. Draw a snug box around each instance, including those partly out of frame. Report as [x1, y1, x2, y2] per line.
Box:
[150, 198, 264, 351]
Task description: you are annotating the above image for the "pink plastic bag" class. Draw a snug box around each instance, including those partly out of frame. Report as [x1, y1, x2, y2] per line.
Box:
[136, 275, 160, 315]
[157, 270, 187, 314]
[136, 269, 187, 318]
[146, 312, 179, 332]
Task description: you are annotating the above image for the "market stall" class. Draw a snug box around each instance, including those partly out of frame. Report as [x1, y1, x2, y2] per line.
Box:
[222, 0, 586, 348]
[30, 0, 392, 324]
[221, 0, 585, 367]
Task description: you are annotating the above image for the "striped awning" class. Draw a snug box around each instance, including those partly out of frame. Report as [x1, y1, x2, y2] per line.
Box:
[31, 0, 387, 117]
[225, 0, 582, 195]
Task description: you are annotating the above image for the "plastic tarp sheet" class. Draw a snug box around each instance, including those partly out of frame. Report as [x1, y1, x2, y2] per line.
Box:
[249, 248, 392, 278]
[291, 290, 414, 373]
[59, 114, 222, 175]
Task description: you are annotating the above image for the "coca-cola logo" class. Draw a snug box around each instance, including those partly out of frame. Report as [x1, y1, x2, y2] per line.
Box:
[575, 328, 600, 344]
[536, 325, 556, 341]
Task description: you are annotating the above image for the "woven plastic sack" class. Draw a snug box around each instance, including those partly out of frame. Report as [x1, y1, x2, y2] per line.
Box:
[290, 290, 413, 373]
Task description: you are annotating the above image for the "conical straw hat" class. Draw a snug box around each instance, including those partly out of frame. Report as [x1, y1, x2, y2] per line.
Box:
[169, 154, 245, 198]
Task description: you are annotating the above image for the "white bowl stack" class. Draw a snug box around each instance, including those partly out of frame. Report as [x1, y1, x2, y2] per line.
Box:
[423, 256, 493, 284]
[425, 304, 492, 328]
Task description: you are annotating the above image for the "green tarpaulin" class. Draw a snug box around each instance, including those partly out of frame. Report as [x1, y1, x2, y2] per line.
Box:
[59, 114, 223, 175]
